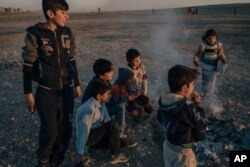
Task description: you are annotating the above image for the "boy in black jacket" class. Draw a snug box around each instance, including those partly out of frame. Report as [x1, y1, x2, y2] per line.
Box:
[157, 65, 206, 167]
[22, 0, 81, 166]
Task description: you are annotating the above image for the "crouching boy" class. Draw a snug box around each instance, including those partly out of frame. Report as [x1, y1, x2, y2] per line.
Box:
[157, 65, 206, 167]
[75, 79, 130, 166]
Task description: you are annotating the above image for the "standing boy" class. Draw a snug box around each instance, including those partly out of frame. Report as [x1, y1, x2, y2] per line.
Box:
[76, 79, 131, 166]
[22, 0, 81, 166]
[157, 65, 206, 167]
[193, 29, 227, 95]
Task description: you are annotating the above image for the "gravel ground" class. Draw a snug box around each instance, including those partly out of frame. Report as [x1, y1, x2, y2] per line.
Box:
[0, 8, 250, 167]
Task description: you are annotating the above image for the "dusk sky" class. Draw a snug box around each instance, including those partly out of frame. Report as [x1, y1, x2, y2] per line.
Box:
[0, 0, 249, 11]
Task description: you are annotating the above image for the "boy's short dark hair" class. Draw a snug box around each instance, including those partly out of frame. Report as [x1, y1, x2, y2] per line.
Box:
[126, 48, 140, 62]
[42, 0, 69, 19]
[91, 78, 112, 98]
[168, 65, 199, 92]
[205, 29, 217, 38]
[93, 59, 113, 76]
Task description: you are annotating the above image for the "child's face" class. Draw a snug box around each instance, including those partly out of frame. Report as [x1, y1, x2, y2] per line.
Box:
[207, 35, 217, 46]
[99, 90, 112, 103]
[130, 56, 141, 69]
[51, 9, 69, 27]
[100, 70, 114, 81]
[183, 81, 195, 98]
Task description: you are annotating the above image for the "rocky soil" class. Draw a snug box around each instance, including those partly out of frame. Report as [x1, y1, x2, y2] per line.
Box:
[0, 11, 250, 167]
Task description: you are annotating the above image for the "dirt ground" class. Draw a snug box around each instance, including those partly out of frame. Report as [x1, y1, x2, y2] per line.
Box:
[0, 8, 250, 167]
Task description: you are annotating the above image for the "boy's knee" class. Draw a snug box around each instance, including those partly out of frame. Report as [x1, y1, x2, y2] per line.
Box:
[144, 102, 153, 113]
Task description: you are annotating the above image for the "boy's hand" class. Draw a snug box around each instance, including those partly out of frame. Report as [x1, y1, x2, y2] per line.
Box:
[74, 86, 82, 97]
[193, 56, 200, 66]
[128, 94, 137, 101]
[191, 92, 202, 104]
[25, 93, 35, 113]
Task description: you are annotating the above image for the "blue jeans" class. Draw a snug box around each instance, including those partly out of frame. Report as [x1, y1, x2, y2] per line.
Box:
[106, 102, 126, 135]
[202, 68, 217, 95]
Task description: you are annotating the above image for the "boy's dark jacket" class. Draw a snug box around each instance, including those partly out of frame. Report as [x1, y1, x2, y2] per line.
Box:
[157, 93, 206, 146]
[22, 23, 80, 93]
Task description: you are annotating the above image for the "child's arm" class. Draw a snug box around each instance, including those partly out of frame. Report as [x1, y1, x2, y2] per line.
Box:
[142, 75, 148, 96]
[218, 43, 227, 64]
[76, 109, 93, 156]
[189, 106, 206, 130]
[68, 29, 81, 97]
[22, 33, 39, 113]
[193, 44, 203, 66]
[141, 65, 148, 96]
[186, 100, 206, 130]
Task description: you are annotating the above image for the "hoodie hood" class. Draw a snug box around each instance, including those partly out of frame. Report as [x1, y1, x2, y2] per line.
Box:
[27, 22, 64, 33]
[158, 93, 187, 121]
[160, 93, 185, 106]
[114, 67, 134, 84]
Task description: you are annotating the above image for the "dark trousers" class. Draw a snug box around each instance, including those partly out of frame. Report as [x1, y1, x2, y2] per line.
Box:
[86, 120, 121, 156]
[35, 86, 74, 164]
[127, 95, 153, 119]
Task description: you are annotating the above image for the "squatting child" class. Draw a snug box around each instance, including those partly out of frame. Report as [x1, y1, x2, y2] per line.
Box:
[81, 58, 137, 146]
[112, 67, 153, 122]
[125, 48, 153, 120]
[75, 79, 131, 166]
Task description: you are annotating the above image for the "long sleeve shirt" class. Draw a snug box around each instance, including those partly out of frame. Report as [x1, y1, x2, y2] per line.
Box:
[128, 64, 148, 95]
[75, 97, 111, 155]
[193, 41, 227, 70]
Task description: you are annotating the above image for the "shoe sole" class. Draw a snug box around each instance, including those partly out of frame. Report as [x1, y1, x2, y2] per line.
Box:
[126, 142, 138, 148]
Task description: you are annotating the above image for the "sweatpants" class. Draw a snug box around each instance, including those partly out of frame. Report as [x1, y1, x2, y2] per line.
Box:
[86, 120, 121, 156]
[35, 85, 74, 164]
[163, 139, 197, 167]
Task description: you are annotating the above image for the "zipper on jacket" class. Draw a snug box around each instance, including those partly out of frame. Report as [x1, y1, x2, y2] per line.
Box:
[54, 32, 63, 89]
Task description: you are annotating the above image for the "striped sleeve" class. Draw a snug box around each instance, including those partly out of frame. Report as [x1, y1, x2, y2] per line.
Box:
[218, 42, 227, 64]
[22, 32, 38, 94]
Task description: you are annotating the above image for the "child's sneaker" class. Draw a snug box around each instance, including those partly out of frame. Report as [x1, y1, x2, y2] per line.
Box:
[36, 160, 48, 167]
[120, 135, 137, 148]
[110, 152, 131, 164]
